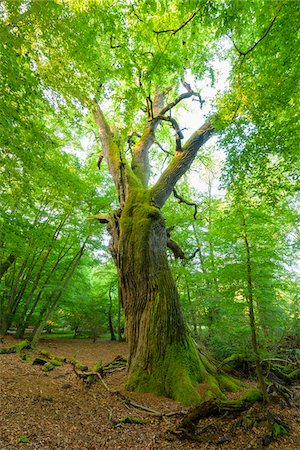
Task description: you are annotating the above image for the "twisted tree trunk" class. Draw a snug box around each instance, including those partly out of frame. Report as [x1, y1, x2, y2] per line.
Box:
[90, 92, 238, 404]
[105, 188, 236, 403]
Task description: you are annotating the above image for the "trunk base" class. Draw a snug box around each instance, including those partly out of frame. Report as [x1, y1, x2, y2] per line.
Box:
[126, 338, 240, 405]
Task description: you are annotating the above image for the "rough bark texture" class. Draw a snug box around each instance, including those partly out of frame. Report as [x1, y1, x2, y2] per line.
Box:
[92, 96, 237, 404]
[109, 187, 239, 404]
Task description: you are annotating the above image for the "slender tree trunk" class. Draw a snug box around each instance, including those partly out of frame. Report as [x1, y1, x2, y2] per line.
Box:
[20, 242, 74, 335]
[31, 239, 87, 344]
[0, 254, 16, 280]
[117, 283, 123, 341]
[242, 216, 268, 402]
[185, 277, 199, 338]
[15, 221, 71, 338]
[108, 286, 116, 341]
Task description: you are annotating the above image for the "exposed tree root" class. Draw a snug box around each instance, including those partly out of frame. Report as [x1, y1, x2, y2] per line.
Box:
[169, 395, 290, 448]
[174, 389, 263, 437]
[0, 339, 31, 354]
[71, 355, 127, 386]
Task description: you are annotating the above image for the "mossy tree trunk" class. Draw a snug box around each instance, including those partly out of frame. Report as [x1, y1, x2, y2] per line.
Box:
[117, 189, 235, 403]
[90, 91, 237, 404]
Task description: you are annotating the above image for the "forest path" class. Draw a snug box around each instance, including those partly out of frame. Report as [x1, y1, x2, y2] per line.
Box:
[0, 337, 299, 449]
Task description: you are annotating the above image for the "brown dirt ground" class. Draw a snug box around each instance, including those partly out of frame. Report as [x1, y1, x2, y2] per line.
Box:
[0, 337, 299, 450]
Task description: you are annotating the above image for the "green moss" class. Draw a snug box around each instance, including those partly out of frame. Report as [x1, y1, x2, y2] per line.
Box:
[92, 360, 103, 373]
[20, 353, 31, 362]
[126, 338, 237, 405]
[0, 340, 31, 355]
[218, 373, 241, 392]
[39, 349, 52, 358]
[286, 369, 300, 381]
[39, 349, 66, 362]
[85, 375, 94, 386]
[272, 421, 288, 438]
[71, 359, 88, 371]
[49, 359, 62, 367]
[281, 363, 293, 373]
[117, 416, 146, 425]
[42, 362, 55, 372]
[241, 388, 263, 403]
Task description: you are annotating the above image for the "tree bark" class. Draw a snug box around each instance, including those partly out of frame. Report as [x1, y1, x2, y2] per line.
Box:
[110, 187, 238, 404]
[242, 216, 269, 402]
[108, 285, 116, 341]
[0, 254, 16, 280]
[92, 99, 236, 404]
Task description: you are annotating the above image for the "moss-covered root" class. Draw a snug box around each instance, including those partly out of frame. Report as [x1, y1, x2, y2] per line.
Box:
[175, 389, 262, 436]
[116, 416, 146, 425]
[126, 339, 241, 405]
[39, 348, 67, 363]
[0, 339, 31, 354]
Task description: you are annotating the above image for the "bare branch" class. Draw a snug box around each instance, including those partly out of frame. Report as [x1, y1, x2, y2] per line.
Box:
[166, 227, 199, 260]
[110, 35, 121, 49]
[150, 121, 213, 208]
[155, 140, 173, 156]
[157, 91, 197, 117]
[173, 189, 198, 220]
[97, 152, 103, 170]
[153, 10, 198, 35]
[87, 213, 111, 223]
[231, 12, 280, 58]
[156, 115, 184, 152]
[167, 238, 185, 259]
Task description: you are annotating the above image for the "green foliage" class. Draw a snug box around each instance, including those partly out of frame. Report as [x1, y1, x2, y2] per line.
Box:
[0, 0, 298, 396]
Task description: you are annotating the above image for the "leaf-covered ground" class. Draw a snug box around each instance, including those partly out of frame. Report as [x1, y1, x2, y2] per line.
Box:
[0, 337, 299, 449]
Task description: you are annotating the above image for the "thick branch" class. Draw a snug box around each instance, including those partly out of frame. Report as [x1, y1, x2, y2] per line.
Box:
[131, 91, 164, 186]
[167, 238, 185, 259]
[87, 213, 111, 224]
[92, 101, 122, 190]
[131, 89, 200, 185]
[150, 122, 213, 208]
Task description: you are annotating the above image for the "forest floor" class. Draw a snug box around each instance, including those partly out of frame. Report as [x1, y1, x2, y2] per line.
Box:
[0, 337, 299, 450]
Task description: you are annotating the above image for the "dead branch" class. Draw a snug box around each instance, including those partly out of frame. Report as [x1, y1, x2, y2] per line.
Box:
[156, 115, 184, 152]
[231, 12, 280, 58]
[173, 188, 198, 220]
[153, 10, 199, 35]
